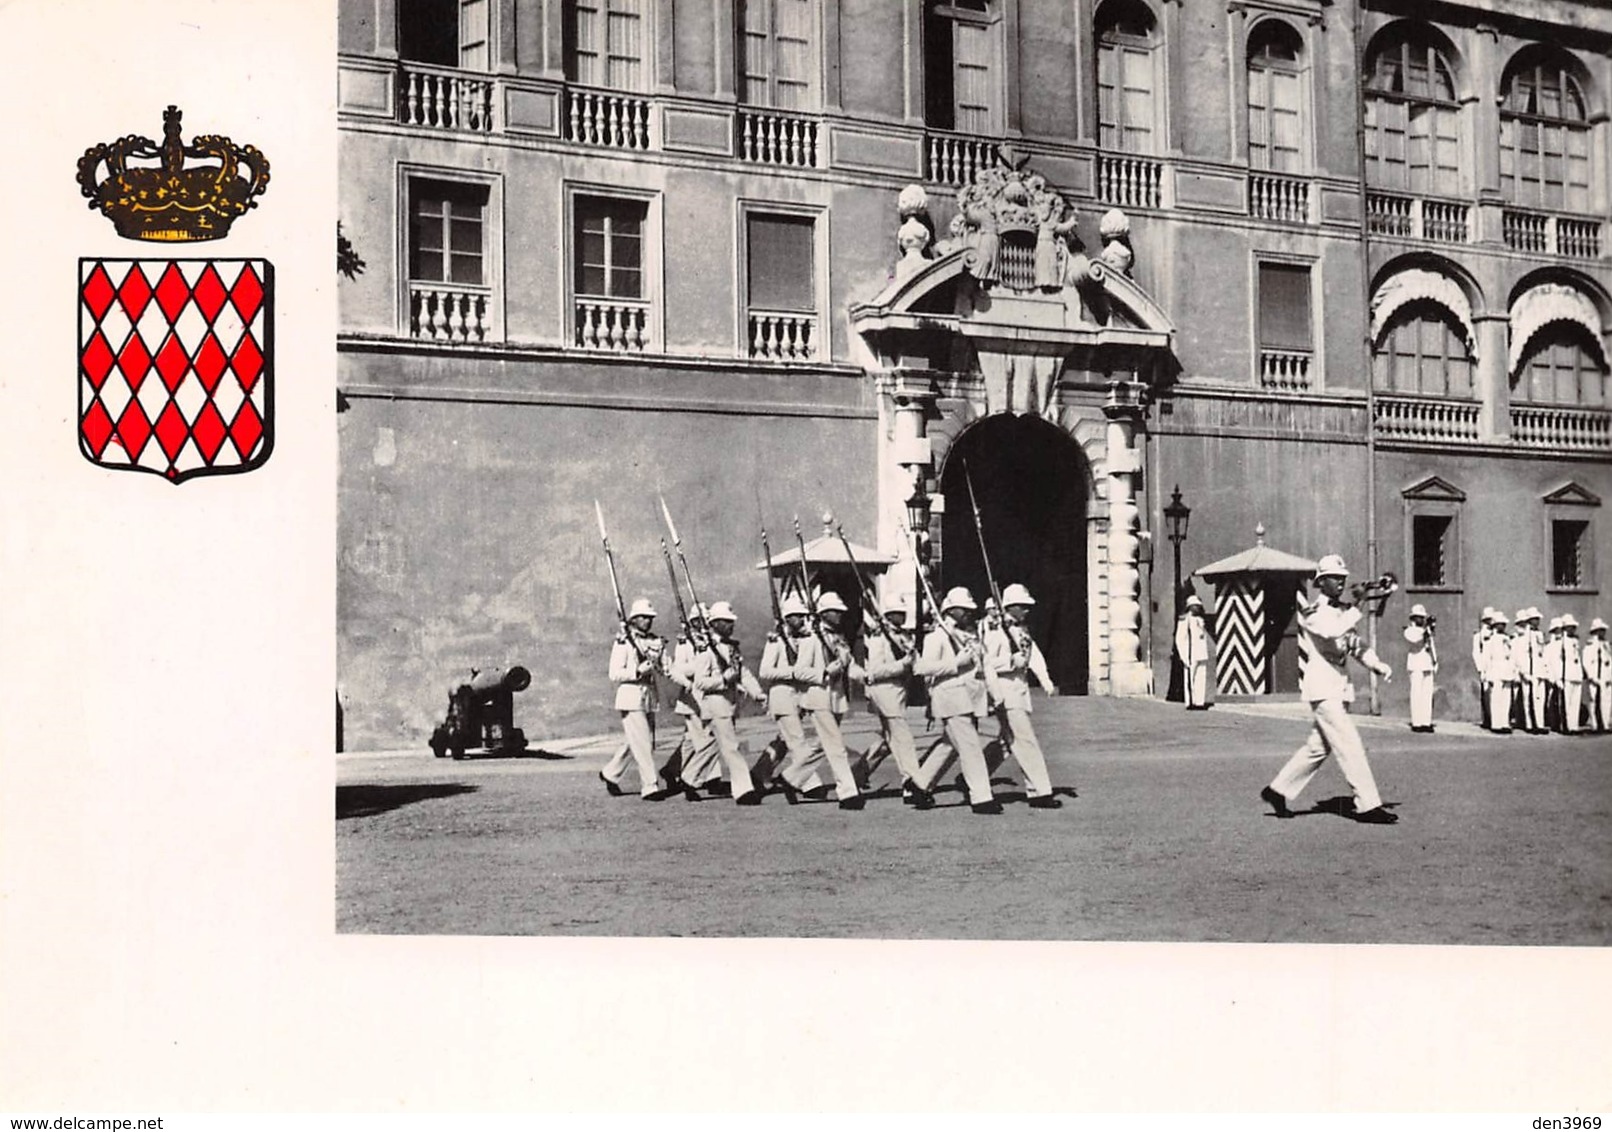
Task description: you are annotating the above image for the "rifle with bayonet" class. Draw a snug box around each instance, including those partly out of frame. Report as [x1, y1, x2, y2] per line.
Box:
[760, 524, 797, 664]
[963, 459, 1023, 661]
[659, 537, 699, 650]
[900, 520, 961, 651]
[834, 519, 906, 659]
[658, 496, 711, 652]
[594, 500, 643, 662]
[793, 514, 831, 653]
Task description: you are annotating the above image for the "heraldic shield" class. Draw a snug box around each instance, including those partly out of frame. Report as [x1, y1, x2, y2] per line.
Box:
[78, 258, 273, 483]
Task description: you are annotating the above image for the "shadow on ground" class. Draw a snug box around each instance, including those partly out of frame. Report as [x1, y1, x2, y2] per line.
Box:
[337, 783, 479, 820]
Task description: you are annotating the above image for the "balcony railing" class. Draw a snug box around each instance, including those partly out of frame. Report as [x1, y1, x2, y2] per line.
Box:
[738, 109, 819, 168]
[1503, 209, 1603, 259]
[925, 131, 1002, 188]
[1365, 192, 1469, 244]
[398, 62, 495, 133]
[409, 282, 494, 344]
[1374, 395, 1481, 443]
[564, 86, 651, 151]
[1511, 404, 1612, 450]
[1258, 348, 1311, 391]
[574, 296, 651, 352]
[747, 310, 818, 361]
[1096, 153, 1163, 209]
[1248, 172, 1311, 223]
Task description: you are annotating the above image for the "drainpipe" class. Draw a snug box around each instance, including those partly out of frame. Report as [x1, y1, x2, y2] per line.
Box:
[1353, 0, 1382, 715]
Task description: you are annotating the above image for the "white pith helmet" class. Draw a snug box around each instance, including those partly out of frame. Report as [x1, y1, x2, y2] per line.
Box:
[1002, 583, 1035, 607]
[706, 601, 736, 623]
[1315, 554, 1349, 578]
[940, 586, 978, 613]
[627, 598, 657, 619]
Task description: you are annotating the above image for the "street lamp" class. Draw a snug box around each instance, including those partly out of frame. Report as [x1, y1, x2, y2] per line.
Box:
[1162, 485, 1192, 702]
[905, 488, 933, 706]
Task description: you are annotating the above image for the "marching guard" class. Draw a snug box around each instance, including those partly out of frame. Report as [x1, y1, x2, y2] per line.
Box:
[982, 583, 1061, 807]
[667, 605, 727, 799]
[600, 598, 678, 800]
[911, 587, 1002, 814]
[690, 601, 767, 805]
[789, 591, 865, 809]
[1260, 555, 1399, 824]
[758, 597, 832, 802]
[854, 596, 925, 798]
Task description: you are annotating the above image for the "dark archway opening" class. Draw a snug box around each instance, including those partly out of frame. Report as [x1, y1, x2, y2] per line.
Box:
[938, 414, 1090, 693]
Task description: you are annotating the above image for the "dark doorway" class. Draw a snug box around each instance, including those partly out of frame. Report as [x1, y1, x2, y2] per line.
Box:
[1267, 580, 1305, 694]
[939, 414, 1090, 693]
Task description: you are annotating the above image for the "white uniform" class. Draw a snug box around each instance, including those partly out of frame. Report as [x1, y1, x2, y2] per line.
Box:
[1403, 623, 1437, 729]
[1267, 594, 1386, 814]
[857, 629, 923, 786]
[691, 636, 763, 799]
[758, 632, 824, 792]
[602, 630, 669, 796]
[668, 636, 721, 789]
[1471, 625, 1492, 729]
[1480, 631, 1518, 732]
[1174, 613, 1212, 708]
[1556, 635, 1586, 733]
[1510, 628, 1544, 733]
[785, 629, 861, 801]
[982, 619, 1055, 799]
[911, 622, 996, 806]
[1583, 635, 1612, 732]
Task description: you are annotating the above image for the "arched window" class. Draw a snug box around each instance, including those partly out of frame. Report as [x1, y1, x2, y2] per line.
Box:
[1515, 323, 1609, 407]
[739, 0, 817, 110]
[1372, 300, 1474, 398]
[1500, 51, 1592, 213]
[1247, 20, 1307, 172]
[1096, 0, 1160, 154]
[924, 0, 1002, 133]
[563, 0, 646, 90]
[1363, 25, 1462, 196]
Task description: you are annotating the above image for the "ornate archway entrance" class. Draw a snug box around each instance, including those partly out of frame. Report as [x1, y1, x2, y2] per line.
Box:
[939, 414, 1091, 692]
[849, 160, 1178, 695]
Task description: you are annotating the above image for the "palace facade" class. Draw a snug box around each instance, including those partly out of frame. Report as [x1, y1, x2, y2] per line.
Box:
[338, 0, 1612, 746]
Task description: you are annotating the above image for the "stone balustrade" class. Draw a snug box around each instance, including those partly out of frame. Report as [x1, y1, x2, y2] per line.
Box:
[1366, 192, 1468, 243]
[738, 110, 819, 168]
[1248, 172, 1311, 223]
[565, 87, 651, 151]
[399, 63, 495, 133]
[574, 297, 650, 352]
[1374, 395, 1481, 443]
[1511, 404, 1612, 450]
[925, 131, 1003, 188]
[409, 283, 493, 343]
[747, 311, 817, 361]
[1258, 348, 1311, 390]
[1096, 153, 1163, 209]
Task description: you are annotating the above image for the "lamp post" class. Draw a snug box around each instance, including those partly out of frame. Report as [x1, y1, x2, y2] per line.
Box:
[1162, 485, 1192, 701]
[905, 489, 932, 706]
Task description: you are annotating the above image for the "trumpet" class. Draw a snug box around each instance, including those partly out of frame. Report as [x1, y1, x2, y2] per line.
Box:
[1347, 572, 1399, 614]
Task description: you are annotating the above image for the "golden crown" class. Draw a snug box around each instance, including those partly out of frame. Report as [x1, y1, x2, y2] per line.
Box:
[76, 106, 270, 242]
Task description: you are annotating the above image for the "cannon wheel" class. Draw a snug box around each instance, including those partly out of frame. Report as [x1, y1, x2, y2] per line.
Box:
[429, 725, 450, 759]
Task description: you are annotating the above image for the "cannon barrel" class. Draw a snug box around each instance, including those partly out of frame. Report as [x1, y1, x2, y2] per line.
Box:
[466, 666, 531, 695]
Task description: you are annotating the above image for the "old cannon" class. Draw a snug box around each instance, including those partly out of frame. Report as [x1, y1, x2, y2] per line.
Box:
[428, 666, 531, 759]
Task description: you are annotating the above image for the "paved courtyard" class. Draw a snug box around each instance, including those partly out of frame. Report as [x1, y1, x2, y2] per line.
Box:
[337, 697, 1612, 943]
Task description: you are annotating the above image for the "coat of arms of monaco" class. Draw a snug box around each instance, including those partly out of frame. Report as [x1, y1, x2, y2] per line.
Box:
[76, 107, 272, 482]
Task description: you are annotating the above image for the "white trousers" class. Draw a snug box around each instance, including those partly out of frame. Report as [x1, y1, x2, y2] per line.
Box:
[1185, 661, 1210, 707]
[675, 712, 722, 786]
[1592, 683, 1612, 732]
[913, 715, 995, 805]
[999, 707, 1053, 797]
[771, 710, 840, 796]
[603, 710, 661, 796]
[1489, 680, 1516, 732]
[1269, 698, 1383, 813]
[1564, 682, 1584, 733]
[862, 711, 923, 785]
[1408, 670, 1435, 728]
[703, 716, 756, 798]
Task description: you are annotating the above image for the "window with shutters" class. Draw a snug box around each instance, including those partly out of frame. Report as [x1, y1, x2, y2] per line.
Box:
[1247, 20, 1307, 173]
[1500, 50, 1593, 213]
[1514, 323, 1609, 408]
[923, 0, 1002, 134]
[1371, 300, 1474, 398]
[739, 0, 817, 110]
[1363, 25, 1463, 197]
[1411, 515, 1454, 588]
[1544, 484, 1600, 594]
[1402, 476, 1465, 593]
[399, 0, 491, 69]
[1096, 0, 1160, 154]
[570, 192, 656, 352]
[1256, 260, 1314, 387]
[742, 210, 821, 361]
[564, 0, 646, 90]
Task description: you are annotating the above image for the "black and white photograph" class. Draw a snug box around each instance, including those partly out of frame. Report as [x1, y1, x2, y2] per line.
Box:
[336, 0, 1612, 946]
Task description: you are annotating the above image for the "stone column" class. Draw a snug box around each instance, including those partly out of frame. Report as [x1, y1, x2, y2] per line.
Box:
[1475, 312, 1511, 440]
[1104, 379, 1152, 695]
[1471, 24, 1504, 246]
[883, 373, 937, 612]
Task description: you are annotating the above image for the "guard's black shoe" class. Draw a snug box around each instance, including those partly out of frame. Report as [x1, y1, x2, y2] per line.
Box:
[599, 772, 624, 797]
[734, 789, 764, 806]
[804, 784, 835, 801]
[1355, 806, 1399, 824]
[705, 781, 734, 798]
[1027, 794, 1063, 809]
[774, 779, 800, 805]
[970, 799, 1004, 815]
[683, 785, 704, 802]
[838, 795, 866, 811]
[1260, 786, 1292, 818]
[642, 786, 678, 802]
[908, 785, 936, 811]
